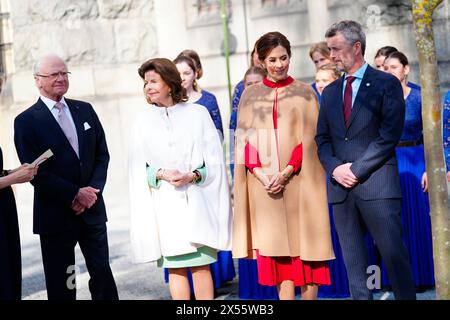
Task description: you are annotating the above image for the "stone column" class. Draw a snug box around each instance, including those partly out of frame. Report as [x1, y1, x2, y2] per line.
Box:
[307, 0, 330, 42]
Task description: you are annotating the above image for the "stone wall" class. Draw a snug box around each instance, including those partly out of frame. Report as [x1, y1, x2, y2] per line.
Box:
[11, 0, 156, 71]
[0, 0, 159, 221]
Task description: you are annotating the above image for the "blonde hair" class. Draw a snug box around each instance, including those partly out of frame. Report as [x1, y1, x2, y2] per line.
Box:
[317, 63, 341, 79]
[309, 42, 330, 60]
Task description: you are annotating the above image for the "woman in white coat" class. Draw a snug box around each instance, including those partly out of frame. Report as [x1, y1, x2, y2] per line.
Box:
[128, 58, 232, 300]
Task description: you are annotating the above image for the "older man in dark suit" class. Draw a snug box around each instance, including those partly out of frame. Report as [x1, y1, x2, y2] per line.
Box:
[315, 20, 416, 300]
[14, 54, 118, 300]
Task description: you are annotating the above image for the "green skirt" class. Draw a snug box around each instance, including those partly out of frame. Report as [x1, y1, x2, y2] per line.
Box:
[157, 246, 218, 268]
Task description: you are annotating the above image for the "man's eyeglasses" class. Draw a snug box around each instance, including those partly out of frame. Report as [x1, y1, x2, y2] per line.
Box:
[36, 71, 71, 79]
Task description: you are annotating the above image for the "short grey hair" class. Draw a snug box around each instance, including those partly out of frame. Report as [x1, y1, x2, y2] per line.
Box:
[33, 61, 40, 75]
[325, 20, 366, 56]
[33, 54, 66, 75]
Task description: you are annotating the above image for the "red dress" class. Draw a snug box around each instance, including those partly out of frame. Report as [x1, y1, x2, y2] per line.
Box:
[244, 76, 331, 287]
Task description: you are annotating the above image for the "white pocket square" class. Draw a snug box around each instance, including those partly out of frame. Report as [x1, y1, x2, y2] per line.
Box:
[84, 122, 91, 131]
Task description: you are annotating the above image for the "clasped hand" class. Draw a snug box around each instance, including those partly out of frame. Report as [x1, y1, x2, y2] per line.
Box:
[332, 163, 358, 188]
[71, 186, 100, 215]
[159, 169, 194, 187]
[253, 168, 287, 194]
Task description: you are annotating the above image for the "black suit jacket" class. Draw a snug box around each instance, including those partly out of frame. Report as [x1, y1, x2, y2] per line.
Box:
[14, 98, 109, 234]
[315, 65, 405, 203]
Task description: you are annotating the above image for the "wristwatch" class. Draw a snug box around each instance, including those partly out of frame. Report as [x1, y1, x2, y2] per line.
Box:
[191, 170, 201, 184]
[0, 169, 9, 177]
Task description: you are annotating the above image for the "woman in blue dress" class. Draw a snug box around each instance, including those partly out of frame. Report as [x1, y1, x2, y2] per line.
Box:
[374, 46, 420, 90]
[171, 53, 235, 293]
[175, 51, 224, 139]
[443, 90, 450, 180]
[382, 51, 434, 289]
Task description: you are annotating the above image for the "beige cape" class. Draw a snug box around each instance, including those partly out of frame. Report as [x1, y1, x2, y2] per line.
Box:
[232, 79, 335, 261]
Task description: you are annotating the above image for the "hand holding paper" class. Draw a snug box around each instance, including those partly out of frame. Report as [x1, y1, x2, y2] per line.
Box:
[31, 149, 53, 167]
[8, 163, 37, 184]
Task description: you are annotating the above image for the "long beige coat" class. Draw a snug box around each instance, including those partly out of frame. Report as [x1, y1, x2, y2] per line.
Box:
[232, 79, 335, 261]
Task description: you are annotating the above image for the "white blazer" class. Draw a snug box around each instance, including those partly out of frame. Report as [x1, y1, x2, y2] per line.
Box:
[128, 102, 232, 263]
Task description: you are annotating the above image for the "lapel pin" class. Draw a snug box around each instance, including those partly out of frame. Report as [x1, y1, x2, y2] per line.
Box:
[366, 83, 371, 87]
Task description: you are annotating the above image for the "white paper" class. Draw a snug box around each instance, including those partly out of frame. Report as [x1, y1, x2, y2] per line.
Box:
[31, 149, 53, 167]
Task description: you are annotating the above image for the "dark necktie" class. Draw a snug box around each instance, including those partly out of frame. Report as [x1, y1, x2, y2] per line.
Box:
[344, 76, 356, 127]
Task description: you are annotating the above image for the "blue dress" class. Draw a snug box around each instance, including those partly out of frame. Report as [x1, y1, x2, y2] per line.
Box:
[311, 82, 320, 101]
[229, 80, 245, 180]
[196, 90, 224, 139]
[373, 87, 435, 288]
[407, 81, 421, 91]
[163, 89, 235, 292]
[443, 90, 450, 172]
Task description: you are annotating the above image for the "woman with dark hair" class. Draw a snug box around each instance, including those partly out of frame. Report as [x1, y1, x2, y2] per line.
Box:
[128, 58, 232, 300]
[380, 51, 434, 290]
[175, 50, 223, 138]
[374, 46, 420, 90]
[374, 46, 398, 70]
[178, 49, 204, 81]
[0, 151, 37, 300]
[233, 32, 334, 300]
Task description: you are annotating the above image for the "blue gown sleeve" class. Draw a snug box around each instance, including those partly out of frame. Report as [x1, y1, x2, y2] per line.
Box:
[230, 80, 245, 132]
[209, 96, 224, 138]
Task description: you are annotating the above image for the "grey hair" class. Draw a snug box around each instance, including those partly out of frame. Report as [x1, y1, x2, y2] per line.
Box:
[33, 61, 40, 75]
[33, 54, 66, 75]
[325, 20, 366, 56]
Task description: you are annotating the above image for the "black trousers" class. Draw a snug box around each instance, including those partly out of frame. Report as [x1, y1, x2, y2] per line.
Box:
[0, 195, 21, 300]
[332, 192, 416, 300]
[39, 220, 118, 300]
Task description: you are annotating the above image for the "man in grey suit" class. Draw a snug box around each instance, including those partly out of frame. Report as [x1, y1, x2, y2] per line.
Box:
[315, 20, 416, 300]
